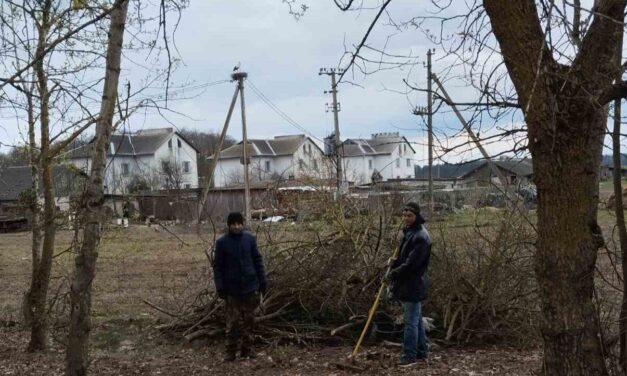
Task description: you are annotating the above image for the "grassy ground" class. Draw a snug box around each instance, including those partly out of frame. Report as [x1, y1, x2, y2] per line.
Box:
[0, 221, 541, 375]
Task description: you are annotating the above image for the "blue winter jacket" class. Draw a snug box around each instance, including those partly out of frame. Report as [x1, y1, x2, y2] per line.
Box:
[389, 223, 432, 302]
[213, 231, 267, 297]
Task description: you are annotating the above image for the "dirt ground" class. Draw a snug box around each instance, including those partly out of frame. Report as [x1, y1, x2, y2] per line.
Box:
[0, 225, 541, 375]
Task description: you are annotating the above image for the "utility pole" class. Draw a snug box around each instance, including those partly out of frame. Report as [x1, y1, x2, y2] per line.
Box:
[197, 83, 240, 222]
[426, 49, 434, 217]
[319, 67, 344, 197]
[413, 49, 435, 217]
[232, 71, 252, 224]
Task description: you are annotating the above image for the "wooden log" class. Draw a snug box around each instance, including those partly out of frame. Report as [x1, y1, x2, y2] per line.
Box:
[330, 320, 365, 336]
[184, 328, 223, 342]
[143, 299, 180, 318]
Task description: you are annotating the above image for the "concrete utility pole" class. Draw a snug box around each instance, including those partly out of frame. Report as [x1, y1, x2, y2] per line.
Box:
[413, 49, 435, 217]
[319, 67, 344, 197]
[198, 84, 240, 223]
[232, 71, 252, 224]
[426, 49, 434, 217]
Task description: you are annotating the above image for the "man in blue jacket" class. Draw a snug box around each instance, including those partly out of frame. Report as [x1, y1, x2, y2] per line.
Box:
[213, 212, 267, 361]
[388, 202, 432, 367]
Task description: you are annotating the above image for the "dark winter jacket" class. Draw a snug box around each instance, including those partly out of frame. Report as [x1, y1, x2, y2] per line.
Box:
[213, 231, 267, 297]
[389, 223, 432, 302]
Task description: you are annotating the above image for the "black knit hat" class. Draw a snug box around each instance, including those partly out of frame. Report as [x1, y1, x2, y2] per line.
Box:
[403, 202, 426, 224]
[227, 212, 245, 225]
[403, 202, 421, 215]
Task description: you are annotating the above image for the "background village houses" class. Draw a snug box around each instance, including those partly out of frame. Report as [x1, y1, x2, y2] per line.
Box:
[212, 132, 417, 187]
[211, 134, 327, 188]
[339, 132, 416, 185]
[68, 128, 199, 194]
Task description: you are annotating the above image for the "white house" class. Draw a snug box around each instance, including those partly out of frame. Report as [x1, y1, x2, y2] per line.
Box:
[68, 127, 199, 194]
[211, 134, 327, 187]
[338, 132, 416, 185]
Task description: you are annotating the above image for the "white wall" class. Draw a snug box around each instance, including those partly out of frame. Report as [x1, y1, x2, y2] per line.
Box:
[212, 137, 330, 187]
[153, 134, 199, 189]
[214, 158, 242, 187]
[341, 141, 416, 185]
[71, 132, 199, 194]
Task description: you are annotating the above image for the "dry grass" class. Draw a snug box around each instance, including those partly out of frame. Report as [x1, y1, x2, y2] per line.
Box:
[0, 225, 211, 337]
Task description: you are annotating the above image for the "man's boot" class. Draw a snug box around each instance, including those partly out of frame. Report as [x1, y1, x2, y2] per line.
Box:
[240, 348, 256, 359]
[224, 344, 237, 362]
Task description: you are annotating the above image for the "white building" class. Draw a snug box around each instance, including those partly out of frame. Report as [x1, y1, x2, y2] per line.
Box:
[68, 127, 199, 194]
[339, 132, 416, 185]
[211, 135, 327, 187]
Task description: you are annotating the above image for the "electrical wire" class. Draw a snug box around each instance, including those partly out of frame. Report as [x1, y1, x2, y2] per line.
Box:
[247, 79, 326, 144]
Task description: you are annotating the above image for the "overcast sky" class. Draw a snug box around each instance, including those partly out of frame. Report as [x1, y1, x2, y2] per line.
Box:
[141, 0, 513, 166]
[2, 1, 608, 166]
[157, 1, 435, 161]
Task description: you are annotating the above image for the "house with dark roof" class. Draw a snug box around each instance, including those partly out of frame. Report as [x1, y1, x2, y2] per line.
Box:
[210, 135, 326, 187]
[337, 133, 416, 184]
[67, 128, 199, 194]
[456, 159, 534, 188]
[0, 165, 85, 215]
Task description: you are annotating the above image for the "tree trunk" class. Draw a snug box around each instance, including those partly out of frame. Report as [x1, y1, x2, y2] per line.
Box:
[614, 98, 627, 372]
[27, 0, 54, 351]
[65, 1, 128, 375]
[531, 106, 608, 375]
[23, 88, 41, 328]
[482, 1, 626, 373]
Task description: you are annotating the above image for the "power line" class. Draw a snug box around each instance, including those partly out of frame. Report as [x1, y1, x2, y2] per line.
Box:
[247, 79, 325, 144]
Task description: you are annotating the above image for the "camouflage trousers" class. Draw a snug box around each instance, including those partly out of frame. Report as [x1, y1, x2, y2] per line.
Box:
[225, 292, 259, 355]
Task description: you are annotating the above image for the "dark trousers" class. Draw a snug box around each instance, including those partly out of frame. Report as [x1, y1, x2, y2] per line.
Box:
[225, 292, 259, 355]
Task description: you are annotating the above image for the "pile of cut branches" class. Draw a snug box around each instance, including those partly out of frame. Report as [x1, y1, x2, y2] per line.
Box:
[148, 198, 540, 347]
[149, 196, 403, 345]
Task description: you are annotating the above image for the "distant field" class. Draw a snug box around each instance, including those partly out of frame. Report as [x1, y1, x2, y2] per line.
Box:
[0, 226, 210, 332]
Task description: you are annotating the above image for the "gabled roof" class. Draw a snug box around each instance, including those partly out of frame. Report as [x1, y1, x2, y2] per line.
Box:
[340, 134, 415, 157]
[0, 165, 85, 201]
[68, 128, 198, 159]
[212, 134, 321, 160]
[458, 159, 534, 179]
[0, 166, 32, 201]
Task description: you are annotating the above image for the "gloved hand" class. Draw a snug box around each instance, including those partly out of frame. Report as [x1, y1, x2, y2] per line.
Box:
[259, 282, 267, 296]
[217, 290, 227, 300]
[385, 269, 398, 283]
[385, 285, 396, 302]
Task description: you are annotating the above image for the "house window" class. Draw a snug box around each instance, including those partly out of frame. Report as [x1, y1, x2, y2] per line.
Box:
[168, 139, 172, 149]
[121, 163, 129, 176]
[313, 159, 318, 170]
[368, 160, 373, 170]
[404, 144, 407, 153]
[308, 144, 312, 154]
[298, 159, 304, 170]
[265, 161, 271, 172]
[303, 145, 307, 154]
[185, 184, 191, 189]
[396, 159, 400, 168]
[177, 139, 182, 148]
[161, 161, 170, 171]
[183, 161, 190, 173]
[406, 159, 411, 167]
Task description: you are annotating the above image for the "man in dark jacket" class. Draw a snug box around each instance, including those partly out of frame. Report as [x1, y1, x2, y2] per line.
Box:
[213, 212, 267, 361]
[388, 202, 432, 366]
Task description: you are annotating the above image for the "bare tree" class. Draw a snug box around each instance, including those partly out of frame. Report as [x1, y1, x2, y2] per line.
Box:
[0, 0, 107, 351]
[0, 0, 188, 352]
[65, 1, 129, 374]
